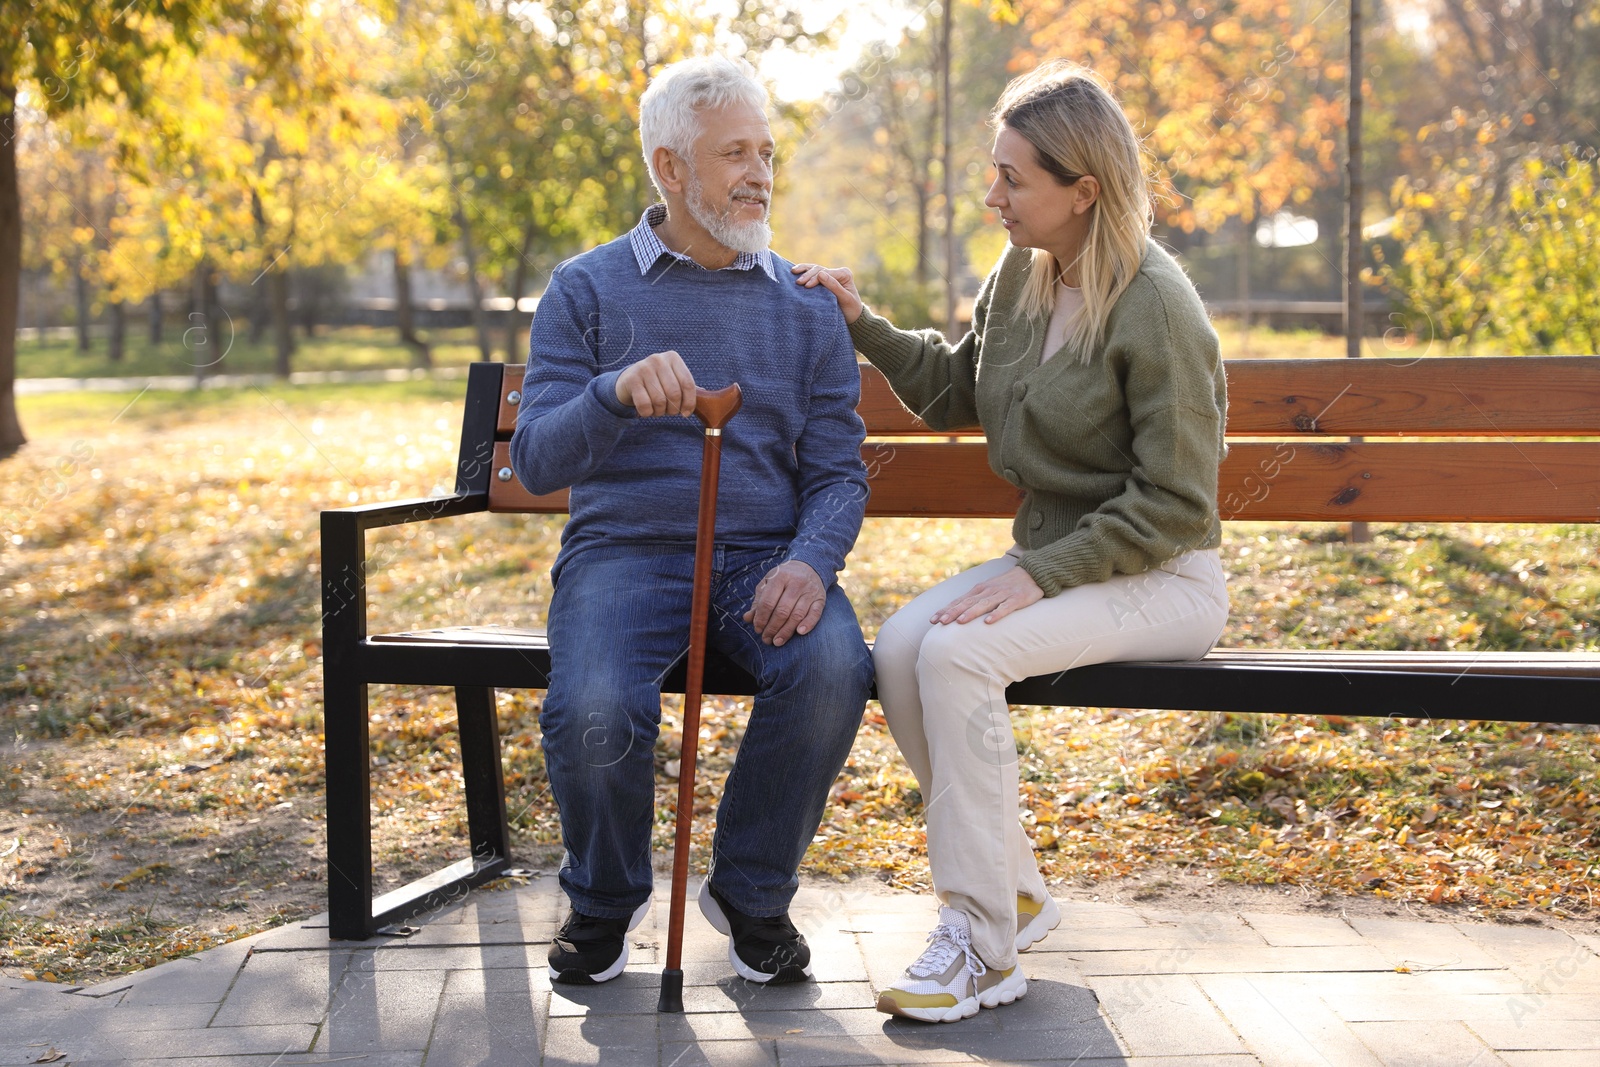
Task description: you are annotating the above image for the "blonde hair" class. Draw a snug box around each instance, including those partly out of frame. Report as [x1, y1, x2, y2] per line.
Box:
[992, 62, 1152, 360]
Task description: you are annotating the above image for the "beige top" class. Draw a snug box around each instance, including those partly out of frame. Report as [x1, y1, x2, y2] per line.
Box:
[1041, 280, 1084, 363]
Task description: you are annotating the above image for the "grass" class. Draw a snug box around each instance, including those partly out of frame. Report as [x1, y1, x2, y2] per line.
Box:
[15, 326, 500, 380]
[1, 379, 1597, 984]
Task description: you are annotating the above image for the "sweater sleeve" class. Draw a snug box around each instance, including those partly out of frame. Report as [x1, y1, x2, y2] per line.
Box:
[844, 263, 1001, 432]
[1017, 282, 1225, 594]
[508, 267, 636, 496]
[783, 315, 869, 589]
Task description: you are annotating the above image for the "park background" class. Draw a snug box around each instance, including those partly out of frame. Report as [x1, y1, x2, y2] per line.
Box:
[2, 0, 1598, 985]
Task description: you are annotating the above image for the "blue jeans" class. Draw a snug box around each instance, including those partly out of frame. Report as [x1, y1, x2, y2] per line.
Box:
[540, 542, 872, 920]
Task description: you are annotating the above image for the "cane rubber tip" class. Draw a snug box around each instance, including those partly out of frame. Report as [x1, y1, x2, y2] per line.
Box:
[694, 384, 742, 430]
[657, 969, 685, 1013]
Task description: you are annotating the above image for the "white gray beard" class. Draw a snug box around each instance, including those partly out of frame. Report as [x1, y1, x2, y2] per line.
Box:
[686, 171, 772, 255]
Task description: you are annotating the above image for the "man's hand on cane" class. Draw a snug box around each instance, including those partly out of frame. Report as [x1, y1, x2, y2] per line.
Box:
[744, 560, 825, 646]
[617, 350, 699, 417]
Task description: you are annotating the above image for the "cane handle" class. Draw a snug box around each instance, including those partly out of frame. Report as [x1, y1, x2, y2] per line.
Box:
[694, 384, 743, 430]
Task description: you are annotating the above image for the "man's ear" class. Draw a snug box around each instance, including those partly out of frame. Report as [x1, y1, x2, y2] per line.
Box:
[1073, 174, 1101, 216]
[653, 146, 687, 196]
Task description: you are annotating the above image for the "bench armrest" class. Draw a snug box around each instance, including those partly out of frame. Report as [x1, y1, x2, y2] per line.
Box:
[321, 492, 488, 533]
[321, 493, 489, 645]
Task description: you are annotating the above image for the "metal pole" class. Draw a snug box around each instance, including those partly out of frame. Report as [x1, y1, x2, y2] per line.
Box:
[1346, 0, 1363, 361]
[1346, 0, 1369, 543]
[941, 0, 958, 339]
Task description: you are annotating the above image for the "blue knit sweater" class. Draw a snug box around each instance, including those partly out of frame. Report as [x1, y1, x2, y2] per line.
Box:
[509, 230, 868, 587]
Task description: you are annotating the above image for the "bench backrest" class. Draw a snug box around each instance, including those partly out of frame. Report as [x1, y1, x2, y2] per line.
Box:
[457, 357, 1600, 523]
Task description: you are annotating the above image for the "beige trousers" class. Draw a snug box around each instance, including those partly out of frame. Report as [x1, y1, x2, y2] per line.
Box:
[873, 546, 1229, 969]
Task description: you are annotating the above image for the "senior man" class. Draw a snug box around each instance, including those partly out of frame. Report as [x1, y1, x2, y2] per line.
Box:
[509, 55, 872, 987]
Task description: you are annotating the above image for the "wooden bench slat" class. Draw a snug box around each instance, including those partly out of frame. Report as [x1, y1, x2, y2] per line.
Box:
[496, 357, 1600, 439]
[487, 439, 1600, 522]
[1223, 356, 1600, 437]
[1218, 441, 1600, 522]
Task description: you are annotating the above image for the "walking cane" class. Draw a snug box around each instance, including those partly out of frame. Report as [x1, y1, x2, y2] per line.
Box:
[658, 382, 742, 1014]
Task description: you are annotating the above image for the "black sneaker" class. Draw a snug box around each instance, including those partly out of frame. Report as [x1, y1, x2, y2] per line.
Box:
[547, 898, 651, 984]
[697, 880, 812, 984]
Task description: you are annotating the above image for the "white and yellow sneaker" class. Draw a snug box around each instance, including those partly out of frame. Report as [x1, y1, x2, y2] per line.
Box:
[875, 906, 1027, 1023]
[1015, 892, 1061, 952]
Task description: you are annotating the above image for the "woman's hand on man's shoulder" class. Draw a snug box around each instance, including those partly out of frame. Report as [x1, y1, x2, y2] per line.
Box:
[791, 263, 864, 325]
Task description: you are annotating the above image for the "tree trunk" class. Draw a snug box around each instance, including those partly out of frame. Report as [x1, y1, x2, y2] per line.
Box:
[190, 260, 221, 382]
[147, 291, 162, 344]
[454, 203, 493, 361]
[107, 299, 126, 362]
[502, 221, 536, 360]
[297, 271, 318, 340]
[393, 249, 431, 368]
[629, 0, 651, 219]
[1238, 203, 1252, 358]
[270, 267, 293, 378]
[74, 261, 91, 352]
[191, 262, 210, 382]
[440, 135, 493, 360]
[249, 276, 269, 345]
[913, 185, 930, 289]
[0, 78, 27, 458]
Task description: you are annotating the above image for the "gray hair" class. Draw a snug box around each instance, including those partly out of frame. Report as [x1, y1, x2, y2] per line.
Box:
[639, 56, 769, 197]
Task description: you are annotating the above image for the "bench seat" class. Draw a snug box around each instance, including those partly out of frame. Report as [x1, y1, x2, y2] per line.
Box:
[361, 625, 1600, 720]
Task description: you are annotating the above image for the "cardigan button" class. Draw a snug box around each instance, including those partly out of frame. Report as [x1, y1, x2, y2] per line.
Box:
[1030, 512, 1044, 529]
[1002, 467, 1019, 484]
[1012, 382, 1027, 400]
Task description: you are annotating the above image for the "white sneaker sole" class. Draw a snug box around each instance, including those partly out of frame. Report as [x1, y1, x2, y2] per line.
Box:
[978, 969, 1028, 1009]
[876, 967, 1028, 1023]
[1015, 894, 1061, 952]
[546, 896, 652, 984]
[877, 992, 980, 1023]
[697, 880, 813, 984]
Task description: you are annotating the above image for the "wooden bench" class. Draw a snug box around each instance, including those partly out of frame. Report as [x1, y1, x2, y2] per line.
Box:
[320, 355, 1600, 940]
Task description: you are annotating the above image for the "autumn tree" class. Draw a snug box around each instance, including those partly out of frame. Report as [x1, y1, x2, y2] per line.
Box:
[776, 1, 1029, 327]
[1367, 2, 1597, 352]
[425, 0, 841, 359]
[17, 100, 123, 357]
[0, 1, 303, 456]
[1012, 0, 1346, 238]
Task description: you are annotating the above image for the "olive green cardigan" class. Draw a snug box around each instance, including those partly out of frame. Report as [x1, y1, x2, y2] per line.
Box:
[847, 241, 1226, 595]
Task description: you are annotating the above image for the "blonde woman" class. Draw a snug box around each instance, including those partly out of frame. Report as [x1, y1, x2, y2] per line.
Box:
[793, 62, 1229, 1023]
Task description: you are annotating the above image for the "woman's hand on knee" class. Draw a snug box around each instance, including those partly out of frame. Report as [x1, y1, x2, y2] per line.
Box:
[932, 567, 1044, 625]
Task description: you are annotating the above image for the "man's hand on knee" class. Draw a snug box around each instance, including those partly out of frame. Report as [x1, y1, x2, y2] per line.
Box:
[616, 350, 698, 418]
[742, 560, 825, 646]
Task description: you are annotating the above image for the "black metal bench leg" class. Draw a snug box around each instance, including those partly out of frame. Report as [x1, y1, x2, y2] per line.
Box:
[325, 670, 375, 940]
[456, 685, 511, 868]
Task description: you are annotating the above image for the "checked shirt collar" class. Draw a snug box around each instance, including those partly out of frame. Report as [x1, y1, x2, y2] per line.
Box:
[628, 202, 776, 281]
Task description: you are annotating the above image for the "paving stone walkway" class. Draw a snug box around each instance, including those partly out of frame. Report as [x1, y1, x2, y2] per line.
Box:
[5, 875, 1598, 1066]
